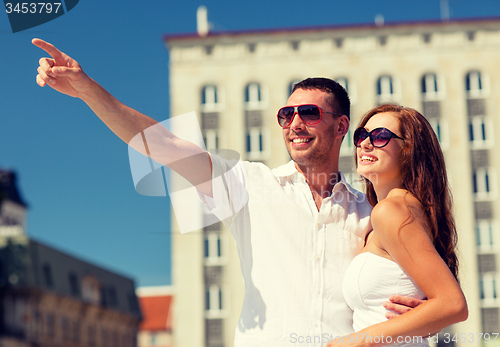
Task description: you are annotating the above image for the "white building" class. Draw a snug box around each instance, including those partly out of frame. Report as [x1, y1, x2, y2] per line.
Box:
[165, 17, 500, 347]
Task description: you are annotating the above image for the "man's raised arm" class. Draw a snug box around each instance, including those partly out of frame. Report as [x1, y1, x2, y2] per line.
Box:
[32, 38, 212, 197]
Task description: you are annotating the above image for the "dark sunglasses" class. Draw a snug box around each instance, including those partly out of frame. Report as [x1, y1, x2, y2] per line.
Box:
[277, 104, 344, 128]
[353, 127, 404, 148]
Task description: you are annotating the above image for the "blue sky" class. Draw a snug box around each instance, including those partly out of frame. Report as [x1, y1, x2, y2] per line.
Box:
[1, 0, 500, 287]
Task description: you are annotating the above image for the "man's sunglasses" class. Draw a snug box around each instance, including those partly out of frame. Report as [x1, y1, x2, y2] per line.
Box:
[277, 104, 344, 128]
[353, 127, 404, 148]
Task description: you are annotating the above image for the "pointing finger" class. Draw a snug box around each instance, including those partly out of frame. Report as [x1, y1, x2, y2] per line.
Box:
[32, 38, 65, 62]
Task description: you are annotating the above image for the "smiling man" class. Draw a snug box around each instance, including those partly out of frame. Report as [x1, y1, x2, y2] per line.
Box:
[33, 38, 420, 346]
[199, 78, 373, 345]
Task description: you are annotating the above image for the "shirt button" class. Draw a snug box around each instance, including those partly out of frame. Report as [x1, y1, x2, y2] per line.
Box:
[316, 256, 320, 261]
[314, 322, 318, 327]
[316, 223, 322, 229]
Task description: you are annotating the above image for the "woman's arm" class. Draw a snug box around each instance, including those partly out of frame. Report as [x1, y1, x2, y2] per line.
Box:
[328, 197, 468, 347]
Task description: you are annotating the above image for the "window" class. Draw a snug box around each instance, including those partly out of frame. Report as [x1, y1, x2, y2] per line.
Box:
[43, 263, 53, 288]
[428, 118, 449, 149]
[466, 71, 489, 98]
[245, 110, 268, 160]
[245, 83, 268, 160]
[201, 85, 223, 112]
[245, 83, 265, 110]
[203, 129, 219, 151]
[469, 116, 494, 148]
[247, 128, 263, 154]
[246, 82, 261, 102]
[377, 75, 393, 96]
[336, 77, 348, 92]
[473, 167, 498, 201]
[421, 73, 445, 101]
[245, 127, 270, 160]
[480, 273, 499, 305]
[68, 272, 80, 297]
[376, 75, 399, 103]
[81, 276, 101, 305]
[336, 77, 356, 103]
[202, 85, 217, 105]
[150, 332, 157, 346]
[108, 286, 118, 307]
[201, 86, 222, 150]
[205, 284, 227, 318]
[204, 233, 226, 265]
[290, 41, 300, 51]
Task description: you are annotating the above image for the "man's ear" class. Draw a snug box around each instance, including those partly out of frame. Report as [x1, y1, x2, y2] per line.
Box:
[337, 116, 350, 138]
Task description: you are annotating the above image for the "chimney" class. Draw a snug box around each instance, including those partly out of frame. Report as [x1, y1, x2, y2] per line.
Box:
[197, 6, 209, 37]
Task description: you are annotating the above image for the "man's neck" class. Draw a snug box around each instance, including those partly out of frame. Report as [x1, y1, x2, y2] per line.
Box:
[295, 163, 341, 199]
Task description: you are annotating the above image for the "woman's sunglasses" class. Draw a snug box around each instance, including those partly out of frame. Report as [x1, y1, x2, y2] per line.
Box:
[353, 127, 404, 148]
[277, 104, 344, 128]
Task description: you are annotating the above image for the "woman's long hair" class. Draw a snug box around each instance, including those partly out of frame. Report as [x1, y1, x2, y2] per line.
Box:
[355, 104, 459, 280]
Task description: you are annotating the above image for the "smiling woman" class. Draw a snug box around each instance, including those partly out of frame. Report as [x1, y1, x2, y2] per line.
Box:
[327, 104, 467, 347]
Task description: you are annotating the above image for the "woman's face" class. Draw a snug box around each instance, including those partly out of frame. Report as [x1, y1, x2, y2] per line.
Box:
[356, 112, 405, 186]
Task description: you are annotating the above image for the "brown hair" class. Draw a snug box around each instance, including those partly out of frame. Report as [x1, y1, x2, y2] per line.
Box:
[356, 104, 459, 280]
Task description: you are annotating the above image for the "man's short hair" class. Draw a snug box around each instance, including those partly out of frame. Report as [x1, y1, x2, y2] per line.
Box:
[291, 77, 350, 120]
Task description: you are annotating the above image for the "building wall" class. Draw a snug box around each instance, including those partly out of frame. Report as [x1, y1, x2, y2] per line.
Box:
[0, 235, 141, 347]
[168, 19, 500, 347]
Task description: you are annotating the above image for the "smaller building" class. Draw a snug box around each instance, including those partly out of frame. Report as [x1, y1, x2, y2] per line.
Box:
[136, 286, 173, 347]
[0, 169, 142, 347]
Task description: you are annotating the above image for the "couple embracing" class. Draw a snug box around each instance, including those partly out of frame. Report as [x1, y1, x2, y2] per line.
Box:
[33, 38, 467, 346]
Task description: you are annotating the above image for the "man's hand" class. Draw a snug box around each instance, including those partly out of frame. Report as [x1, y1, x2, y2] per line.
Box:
[383, 295, 425, 319]
[32, 38, 91, 98]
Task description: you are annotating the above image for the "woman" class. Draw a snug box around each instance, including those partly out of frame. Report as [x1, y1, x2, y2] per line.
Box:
[330, 104, 468, 347]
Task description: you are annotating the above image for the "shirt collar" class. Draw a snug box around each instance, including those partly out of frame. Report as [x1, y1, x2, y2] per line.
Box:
[273, 161, 364, 198]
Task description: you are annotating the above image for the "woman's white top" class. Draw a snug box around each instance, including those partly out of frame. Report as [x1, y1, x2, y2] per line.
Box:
[342, 252, 430, 347]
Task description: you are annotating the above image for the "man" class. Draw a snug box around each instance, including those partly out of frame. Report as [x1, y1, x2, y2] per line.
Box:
[33, 39, 420, 346]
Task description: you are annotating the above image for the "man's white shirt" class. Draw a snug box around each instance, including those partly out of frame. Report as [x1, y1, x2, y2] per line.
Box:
[198, 155, 372, 346]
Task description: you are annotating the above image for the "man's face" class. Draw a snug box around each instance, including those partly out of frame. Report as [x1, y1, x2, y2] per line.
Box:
[282, 89, 346, 170]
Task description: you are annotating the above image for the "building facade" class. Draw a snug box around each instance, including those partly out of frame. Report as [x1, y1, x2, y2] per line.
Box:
[165, 17, 500, 347]
[0, 169, 142, 347]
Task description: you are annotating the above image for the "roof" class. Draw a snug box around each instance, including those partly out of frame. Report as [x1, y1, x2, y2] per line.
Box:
[0, 170, 27, 207]
[164, 16, 500, 44]
[0, 235, 142, 320]
[138, 294, 173, 331]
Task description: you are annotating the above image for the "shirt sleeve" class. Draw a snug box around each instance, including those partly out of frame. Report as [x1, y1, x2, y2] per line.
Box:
[197, 153, 248, 229]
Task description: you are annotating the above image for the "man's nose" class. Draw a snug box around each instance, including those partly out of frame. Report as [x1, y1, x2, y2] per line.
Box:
[289, 112, 305, 131]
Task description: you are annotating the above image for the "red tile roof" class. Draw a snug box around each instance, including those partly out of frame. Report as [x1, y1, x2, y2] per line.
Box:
[138, 295, 173, 331]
